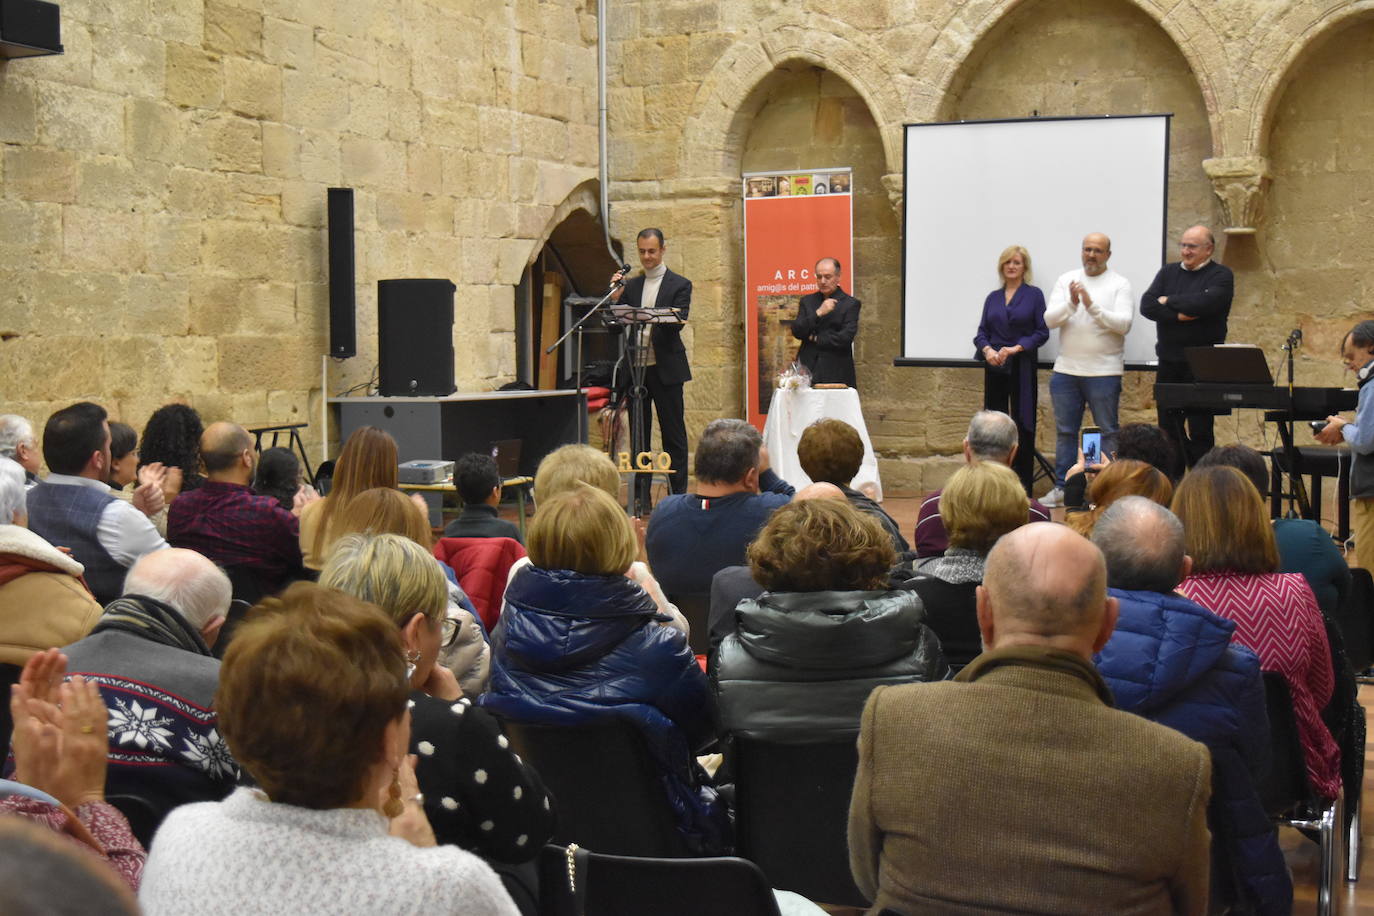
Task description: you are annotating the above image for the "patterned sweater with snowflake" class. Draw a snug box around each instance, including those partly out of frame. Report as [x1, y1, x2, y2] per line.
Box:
[63, 627, 238, 812]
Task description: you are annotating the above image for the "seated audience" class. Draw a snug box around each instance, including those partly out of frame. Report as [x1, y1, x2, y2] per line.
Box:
[1173, 466, 1340, 800]
[138, 583, 519, 915]
[167, 422, 305, 597]
[0, 817, 139, 915]
[444, 452, 522, 543]
[646, 418, 793, 599]
[138, 403, 206, 500]
[0, 458, 102, 666]
[521, 444, 684, 634]
[107, 421, 168, 535]
[796, 419, 907, 552]
[320, 533, 551, 862]
[1092, 497, 1289, 914]
[62, 549, 237, 815]
[2, 648, 146, 894]
[0, 414, 43, 487]
[707, 482, 848, 648]
[1062, 421, 1177, 510]
[1064, 457, 1173, 535]
[299, 425, 412, 570]
[712, 499, 945, 742]
[26, 402, 167, 604]
[914, 410, 1048, 557]
[1195, 444, 1351, 617]
[848, 523, 1212, 914]
[483, 484, 729, 854]
[251, 447, 308, 512]
[895, 461, 1026, 669]
[332, 489, 489, 696]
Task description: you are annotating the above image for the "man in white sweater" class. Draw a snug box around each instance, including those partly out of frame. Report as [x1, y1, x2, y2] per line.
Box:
[1042, 233, 1134, 506]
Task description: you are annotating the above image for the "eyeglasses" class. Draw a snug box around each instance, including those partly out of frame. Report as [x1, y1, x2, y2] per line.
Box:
[1179, 242, 1204, 250]
[439, 616, 460, 648]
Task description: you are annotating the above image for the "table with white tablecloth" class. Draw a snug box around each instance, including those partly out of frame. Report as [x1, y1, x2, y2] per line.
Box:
[761, 387, 882, 501]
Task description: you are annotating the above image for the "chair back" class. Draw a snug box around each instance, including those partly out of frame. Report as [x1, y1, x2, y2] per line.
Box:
[212, 599, 255, 660]
[1334, 568, 1374, 672]
[670, 593, 710, 655]
[732, 734, 868, 907]
[537, 844, 782, 916]
[1257, 671, 1313, 817]
[501, 718, 688, 857]
[105, 792, 169, 848]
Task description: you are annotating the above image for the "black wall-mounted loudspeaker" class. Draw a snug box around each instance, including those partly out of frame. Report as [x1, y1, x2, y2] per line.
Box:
[0, 0, 63, 57]
[377, 279, 457, 397]
[326, 187, 356, 359]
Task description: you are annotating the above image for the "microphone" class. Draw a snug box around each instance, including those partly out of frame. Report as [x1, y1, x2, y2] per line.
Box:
[1282, 327, 1303, 352]
[611, 263, 632, 288]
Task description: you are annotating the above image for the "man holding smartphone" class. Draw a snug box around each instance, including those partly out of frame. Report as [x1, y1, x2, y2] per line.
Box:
[1043, 233, 1134, 507]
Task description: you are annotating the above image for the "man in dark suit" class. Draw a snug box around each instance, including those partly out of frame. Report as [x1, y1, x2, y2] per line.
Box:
[1141, 224, 1234, 469]
[792, 257, 860, 387]
[611, 228, 692, 499]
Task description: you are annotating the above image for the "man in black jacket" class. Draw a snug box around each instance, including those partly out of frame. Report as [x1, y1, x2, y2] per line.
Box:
[611, 228, 692, 499]
[792, 257, 860, 387]
[1141, 225, 1234, 468]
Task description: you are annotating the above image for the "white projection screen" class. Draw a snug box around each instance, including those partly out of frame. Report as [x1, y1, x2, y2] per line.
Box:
[899, 115, 1169, 368]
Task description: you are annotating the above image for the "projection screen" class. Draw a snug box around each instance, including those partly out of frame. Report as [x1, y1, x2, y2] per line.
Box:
[897, 115, 1170, 368]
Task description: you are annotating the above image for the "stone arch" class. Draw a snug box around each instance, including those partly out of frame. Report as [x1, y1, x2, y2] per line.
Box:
[519, 178, 607, 280]
[680, 15, 908, 184]
[1246, 2, 1374, 156]
[924, 0, 1228, 156]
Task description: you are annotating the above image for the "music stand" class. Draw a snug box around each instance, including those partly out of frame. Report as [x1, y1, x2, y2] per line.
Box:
[608, 305, 685, 516]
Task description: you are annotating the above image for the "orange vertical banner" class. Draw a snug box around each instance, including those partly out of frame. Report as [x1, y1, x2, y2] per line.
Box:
[743, 169, 854, 428]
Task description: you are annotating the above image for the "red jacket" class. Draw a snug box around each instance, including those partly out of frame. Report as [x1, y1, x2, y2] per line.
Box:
[433, 537, 527, 631]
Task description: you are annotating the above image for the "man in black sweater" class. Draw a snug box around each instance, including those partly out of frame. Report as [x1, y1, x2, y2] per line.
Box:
[1141, 225, 1234, 469]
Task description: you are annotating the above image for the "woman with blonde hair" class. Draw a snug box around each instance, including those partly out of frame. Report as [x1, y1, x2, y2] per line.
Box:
[139, 582, 519, 915]
[330, 488, 490, 695]
[319, 534, 552, 865]
[973, 245, 1048, 490]
[712, 498, 946, 741]
[896, 461, 1026, 668]
[1172, 466, 1340, 800]
[299, 426, 419, 569]
[481, 483, 728, 854]
[1065, 459, 1172, 535]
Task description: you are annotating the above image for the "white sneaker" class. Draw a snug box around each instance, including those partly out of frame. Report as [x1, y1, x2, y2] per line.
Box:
[1041, 487, 1065, 508]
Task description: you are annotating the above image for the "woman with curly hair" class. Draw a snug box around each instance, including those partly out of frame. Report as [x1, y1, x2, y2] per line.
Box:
[138, 404, 206, 501]
[712, 497, 947, 741]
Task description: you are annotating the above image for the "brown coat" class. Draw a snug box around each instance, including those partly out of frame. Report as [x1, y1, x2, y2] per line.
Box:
[0, 525, 103, 666]
[848, 646, 1212, 915]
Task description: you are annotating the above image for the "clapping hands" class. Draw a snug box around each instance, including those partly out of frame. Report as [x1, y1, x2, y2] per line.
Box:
[9, 649, 110, 809]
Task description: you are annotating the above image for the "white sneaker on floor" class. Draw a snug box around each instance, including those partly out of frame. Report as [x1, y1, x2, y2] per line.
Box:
[1041, 487, 1064, 508]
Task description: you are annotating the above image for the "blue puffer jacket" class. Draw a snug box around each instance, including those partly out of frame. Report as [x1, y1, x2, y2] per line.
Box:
[1095, 588, 1291, 915]
[479, 565, 729, 854]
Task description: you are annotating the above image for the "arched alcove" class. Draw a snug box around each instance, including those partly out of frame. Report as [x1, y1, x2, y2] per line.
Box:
[1252, 17, 1374, 387]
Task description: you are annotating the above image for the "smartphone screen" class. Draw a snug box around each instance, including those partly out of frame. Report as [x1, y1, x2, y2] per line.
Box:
[1081, 427, 1102, 465]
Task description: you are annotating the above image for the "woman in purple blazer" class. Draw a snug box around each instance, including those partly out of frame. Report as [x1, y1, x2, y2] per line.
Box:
[973, 245, 1048, 491]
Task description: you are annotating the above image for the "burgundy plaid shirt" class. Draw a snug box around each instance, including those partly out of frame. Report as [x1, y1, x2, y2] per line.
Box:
[167, 481, 303, 592]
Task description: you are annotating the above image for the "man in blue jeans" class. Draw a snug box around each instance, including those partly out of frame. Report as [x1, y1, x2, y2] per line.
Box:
[1042, 233, 1134, 507]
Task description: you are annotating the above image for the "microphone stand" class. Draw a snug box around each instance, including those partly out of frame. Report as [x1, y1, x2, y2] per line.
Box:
[546, 267, 630, 399]
[1280, 330, 1309, 519]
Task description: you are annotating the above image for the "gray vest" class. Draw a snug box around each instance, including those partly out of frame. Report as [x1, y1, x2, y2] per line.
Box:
[26, 481, 126, 604]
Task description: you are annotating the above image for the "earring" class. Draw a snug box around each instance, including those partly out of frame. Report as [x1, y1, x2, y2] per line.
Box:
[404, 648, 420, 681]
[383, 769, 404, 818]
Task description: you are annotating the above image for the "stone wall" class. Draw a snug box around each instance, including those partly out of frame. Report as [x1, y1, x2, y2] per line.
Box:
[0, 0, 600, 457]
[4, 0, 1374, 492]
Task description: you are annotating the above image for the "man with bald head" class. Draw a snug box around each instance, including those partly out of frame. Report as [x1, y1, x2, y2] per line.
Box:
[167, 422, 304, 595]
[62, 548, 237, 817]
[1043, 233, 1134, 506]
[1092, 497, 1288, 914]
[1142, 225, 1235, 468]
[849, 523, 1212, 914]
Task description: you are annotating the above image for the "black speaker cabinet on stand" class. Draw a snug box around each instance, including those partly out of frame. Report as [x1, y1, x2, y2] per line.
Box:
[377, 279, 457, 397]
[326, 188, 356, 359]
